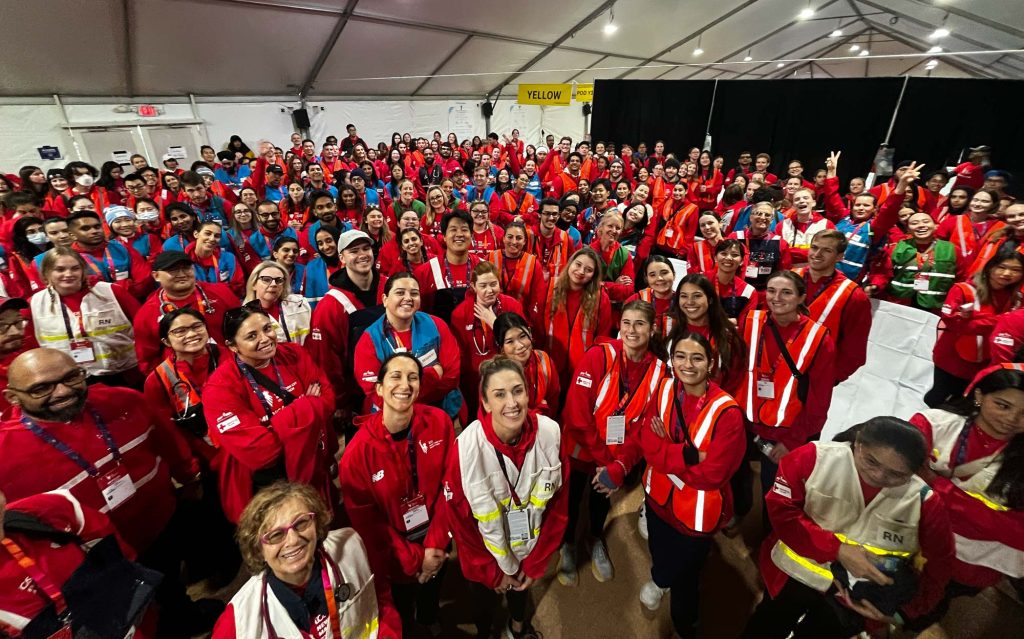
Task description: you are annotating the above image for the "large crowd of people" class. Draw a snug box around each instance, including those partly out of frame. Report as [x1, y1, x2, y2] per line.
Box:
[0, 125, 1022, 639]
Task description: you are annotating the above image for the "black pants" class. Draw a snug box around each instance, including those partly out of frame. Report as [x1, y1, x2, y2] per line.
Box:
[469, 581, 530, 638]
[563, 468, 612, 543]
[924, 366, 971, 408]
[392, 562, 447, 631]
[741, 578, 863, 639]
[176, 471, 241, 584]
[647, 506, 713, 639]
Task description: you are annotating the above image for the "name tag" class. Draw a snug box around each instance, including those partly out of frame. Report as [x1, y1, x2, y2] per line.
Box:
[757, 375, 775, 399]
[98, 463, 137, 509]
[606, 415, 626, 445]
[115, 271, 130, 280]
[664, 228, 674, 238]
[745, 265, 759, 278]
[69, 339, 96, 364]
[401, 493, 429, 532]
[914, 274, 929, 291]
[418, 348, 438, 367]
[506, 508, 531, 544]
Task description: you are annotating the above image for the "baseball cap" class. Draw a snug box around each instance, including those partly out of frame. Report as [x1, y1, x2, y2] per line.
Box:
[337, 229, 372, 252]
[152, 250, 193, 272]
[266, 164, 284, 174]
[0, 297, 29, 313]
[196, 167, 215, 177]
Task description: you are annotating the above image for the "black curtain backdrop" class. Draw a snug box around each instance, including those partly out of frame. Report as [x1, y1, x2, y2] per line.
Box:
[591, 78, 1024, 196]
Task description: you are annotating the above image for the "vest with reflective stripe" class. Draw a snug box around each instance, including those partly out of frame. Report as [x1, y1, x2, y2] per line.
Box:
[528, 228, 573, 281]
[154, 358, 201, 416]
[587, 344, 665, 458]
[644, 379, 737, 534]
[325, 288, 358, 313]
[457, 415, 563, 576]
[268, 294, 312, 345]
[530, 350, 554, 412]
[489, 250, 539, 306]
[770, 442, 928, 592]
[544, 278, 593, 369]
[30, 282, 137, 375]
[690, 238, 715, 274]
[967, 230, 1024, 277]
[942, 283, 1021, 363]
[793, 269, 858, 340]
[833, 217, 872, 280]
[656, 201, 698, 254]
[637, 288, 673, 337]
[779, 215, 830, 257]
[950, 215, 1000, 262]
[888, 239, 957, 310]
[735, 311, 828, 428]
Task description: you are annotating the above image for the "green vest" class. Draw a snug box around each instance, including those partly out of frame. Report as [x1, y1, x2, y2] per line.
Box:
[888, 239, 957, 310]
[602, 246, 629, 281]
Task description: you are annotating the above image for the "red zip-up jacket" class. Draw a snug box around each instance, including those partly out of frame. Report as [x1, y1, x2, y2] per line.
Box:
[340, 407, 454, 583]
[202, 343, 337, 523]
[933, 284, 1019, 379]
[444, 412, 570, 589]
[803, 271, 872, 384]
[988, 307, 1024, 364]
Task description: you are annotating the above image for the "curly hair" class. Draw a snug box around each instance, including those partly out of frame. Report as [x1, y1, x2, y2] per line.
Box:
[236, 481, 331, 575]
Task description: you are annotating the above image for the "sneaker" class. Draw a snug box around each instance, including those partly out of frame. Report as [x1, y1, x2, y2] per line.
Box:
[504, 621, 544, 639]
[638, 502, 649, 540]
[556, 542, 577, 586]
[590, 539, 614, 582]
[640, 580, 669, 611]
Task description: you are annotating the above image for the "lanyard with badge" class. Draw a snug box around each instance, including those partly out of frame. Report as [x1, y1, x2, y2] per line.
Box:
[383, 318, 438, 367]
[399, 428, 430, 540]
[259, 549, 347, 639]
[20, 410, 136, 510]
[275, 307, 294, 343]
[914, 245, 936, 292]
[58, 297, 96, 364]
[753, 319, 801, 400]
[493, 447, 532, 544]
[84, 247, 118, 282]
[158, 287, 213, 317]
[745, 238, 777, 279]
[2, 537, 74, 639]
[605, 354, 647, 445]
[805, 272, 837, 306]
[236, 355, 292, 424]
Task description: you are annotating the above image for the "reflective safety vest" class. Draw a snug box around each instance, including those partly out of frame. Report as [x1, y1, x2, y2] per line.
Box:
[735, 311, 828, 428]
[580, 343, 665, 459]
[942, 283, 1021, 363]
[689, 238, 716, 275]
[490, 250, 540, 306]
[968, 231, 1024, 277]
[656, 200, 698, 255]
[325, 288, 358, 313]
[30, 282, 137, 376]
[888, 239, 957, 310]
[637, 288, 673, 336]
[951, 216, 1003, 262]
[458, 415, 563, 576]
[527, 228, 574, 281]
[266, 294, 312, 345]
[544, 279, 594, 369]
[154, 359, 201, 416]
[771, 441, 928, 592]
[778, 215, 830, 261]
[921, 408, 1023, 577]
[228, 528, 380, 639]
[644, 380, 738, 533]
[793, 269, 858, 340]
[530, 350, 555, 412]
[834, 217, 872, 280]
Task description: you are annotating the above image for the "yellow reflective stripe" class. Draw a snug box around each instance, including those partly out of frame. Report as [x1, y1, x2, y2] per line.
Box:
[779, 541, 834, 581]
[343, 616, 380, 639]
[482, 537, 508, 556]
[965, 490, 1010, 512]
[86, 323, 131, 337]
[834, 533, 913, 557]
[509, 529, 541, 548]
[528, 495, 550, 508]
[473, 508, 502, 523]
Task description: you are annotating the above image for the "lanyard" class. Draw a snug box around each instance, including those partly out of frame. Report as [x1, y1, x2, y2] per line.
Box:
[236, 355, 287, 422]
[210, 254, 220, 282]
[805, 272, 837, 306]
[500, 254, 519, 291]
[493, 446, 523, 508]
[406, 429, 420, 496]
[20, 409, 121, 476]
[276, 307, 293, 343]
[954, 421, 974, 468]
[471, 299, 502, 356]
[83, 247, 116, 281]
[612, 352, 649, 417]
[259, 550, 341, 639]
[755, 318, 799, 376]
[1, 538, 69, 615]
[383, 317, 407, 353]
[442, 258, 458, 288]
[58, 298, 87, 340]
[159, 287, 212, 316]
[915, 244, 936, 270]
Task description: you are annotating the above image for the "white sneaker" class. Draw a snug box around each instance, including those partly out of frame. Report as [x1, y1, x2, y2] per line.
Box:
[591, 539, 614, 582]
[638, 502, 649, 540]
[556, 543, 577, 586]
[640, 580, 669, 611]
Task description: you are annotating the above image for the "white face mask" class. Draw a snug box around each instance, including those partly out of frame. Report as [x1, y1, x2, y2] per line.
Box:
[75, 174, 94, 187]
[136, 211, 159, 222]
[27, 232, 48, 246]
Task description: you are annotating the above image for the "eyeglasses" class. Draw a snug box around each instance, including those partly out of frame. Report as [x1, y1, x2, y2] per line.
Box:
[257, 211, 281, 219]
[167, 321, 206, 338]
[8, 368, 88, 398]
[259, 512, 316, 546]
[258, 275, 286, 285]
[0, 318, 28, 333]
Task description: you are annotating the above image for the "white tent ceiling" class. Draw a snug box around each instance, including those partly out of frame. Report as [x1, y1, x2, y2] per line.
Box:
[1, 0, 1021, 100]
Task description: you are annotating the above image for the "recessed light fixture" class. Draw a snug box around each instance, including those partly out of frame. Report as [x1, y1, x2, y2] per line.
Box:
[849, 44, 860, 52]
[830, 29, 843, 37]
[858, 49, 869, 56]
[798, 7, 815, 20]
[930, 28, 950, 39]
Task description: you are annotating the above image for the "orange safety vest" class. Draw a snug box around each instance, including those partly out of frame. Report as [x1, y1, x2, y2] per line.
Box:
[501, 190, 536, 220]
[530, 350, 555, 412]
[153, 358, 202, 417]
[528, 227, 574, 280]
[876, 182, 927, 211]
[952, 216, 1004, 262]
[793, 269, 858, 339]
[644, 379, 738, 533]
[584, 343, 666, 458]
[690, 238, 716, 275]
[544, 279, 594, 369]
[944, 282, 1022, 363]
[637, 288, 674, 336]
[736, 310, 829, 429]
[968, 229, 1024, 276]
[656, 200, 698, 253]
[490, 250, 539, 304]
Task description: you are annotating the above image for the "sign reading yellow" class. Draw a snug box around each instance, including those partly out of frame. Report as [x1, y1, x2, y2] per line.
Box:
[517, 84, 571, 106]
[575, 84, 594, 102]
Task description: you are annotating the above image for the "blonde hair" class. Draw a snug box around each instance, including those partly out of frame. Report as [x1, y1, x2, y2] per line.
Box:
[40, 247, 90, 311]
[235, 482, 331, 575]
[244, 260, 292, 304]
[361, 206, 393, 244]
[551, 246, 603, 327]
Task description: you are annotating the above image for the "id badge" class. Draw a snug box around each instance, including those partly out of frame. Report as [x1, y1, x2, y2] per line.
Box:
[418, 348, 438, 367]
[506, 508, 531, 543]
[115, 270, 129, 281]
[606, 415, 626, 445]
[756, 375, 775, 399]
[914, 274, 929, 291]
[745, 265, 759, 278]
[219, 270, 229, 282]
[69, 339, 96, 364]
[758, 265, 773, 275]
[664, 228, 674, 238]
[97, 463, 137, 509]
[401, 493, 430, 532]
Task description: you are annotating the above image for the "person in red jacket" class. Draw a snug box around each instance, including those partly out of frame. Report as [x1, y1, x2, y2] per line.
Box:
[202, 305, 338, 524]
[340, 353, 455, 636]
[412, 210, 481, 323]
[67, 211, 154, 300]
[906, 364, 1024, 630]
[625, 256, 677, 338]
[742, 417, 953, 637]
[925, 248, 1024, 407]
[0, 296, 35, 413]
[444, 358, 569, 639]
[988, 307, 1024, 364]
[952, 145, 990, 191]
[489, 222, 546, 322]
[134, 250, 239, 376]
[497, 171, 539, 227]
[559, 301, 668, 585]
[617, 332, 745, 636]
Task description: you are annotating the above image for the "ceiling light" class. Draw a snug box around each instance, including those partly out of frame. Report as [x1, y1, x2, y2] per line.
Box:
[693, 47, 704, 56]
[925, 59, 938, 69]
[744, 55, 753, 61]
[603, 22, 618, 35]
[777, 62, 785, 68]
[928, 46, 942, 53]
[930, 28, 950, 39]
[858, 49, 869, 56]
[798, 7, 815, 20]
[849, 44, 860, 52]
[829, 29, 843, 37]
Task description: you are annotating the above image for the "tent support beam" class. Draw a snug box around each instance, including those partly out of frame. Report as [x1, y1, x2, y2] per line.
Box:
[300, 0, 359, 98]
[765, 28, 869, 79]
[903, 0, 1024, 41]
[733, 22, 868, 80]
[122, 0, 135, 96]
[412, 35, 473, 96]
[615, 0, 760, 79]
[864, 19, 1001, 79]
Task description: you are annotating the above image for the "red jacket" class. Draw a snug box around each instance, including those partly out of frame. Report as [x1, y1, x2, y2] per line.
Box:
[377, 235, 441, 279]
[451, 292, 523, 416]
[76, 242, 154, 301]
[987, 307, 1024, 364]
[0, 386, 196, 552]
[412, 255, 480, 316]
[202, 343, 337, 522]
[803, 271, 872, 383]
[760, 442, 953, 620]
[953, 161, 986, 191]
[444, 413, 570, 588]
[339, 407, 454, 582]
[933, 283, 1020, 379]
[133, 283, 239, 376]
[533, 286, 614, 383]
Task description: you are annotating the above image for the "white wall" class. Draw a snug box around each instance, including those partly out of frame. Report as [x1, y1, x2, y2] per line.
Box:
[0, 97, 587, 174]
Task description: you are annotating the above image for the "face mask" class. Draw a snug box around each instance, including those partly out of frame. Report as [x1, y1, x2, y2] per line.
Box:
[75, 174, 94, 187]
[27, 232, 48, 246]
[137, 211, 159, 223]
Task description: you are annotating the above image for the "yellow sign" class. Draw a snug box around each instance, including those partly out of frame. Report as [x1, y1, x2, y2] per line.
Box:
[575, 84, 594, 102]
[517, 84, 571, 106]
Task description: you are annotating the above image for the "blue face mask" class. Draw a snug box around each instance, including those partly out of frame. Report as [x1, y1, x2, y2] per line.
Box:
[27, 232, 48, 246]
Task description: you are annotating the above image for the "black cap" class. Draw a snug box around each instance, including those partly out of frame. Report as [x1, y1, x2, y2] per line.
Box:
[152, 250, 193, 271]
[0, 297, 29, 312]
[266, 164, 284, 174]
